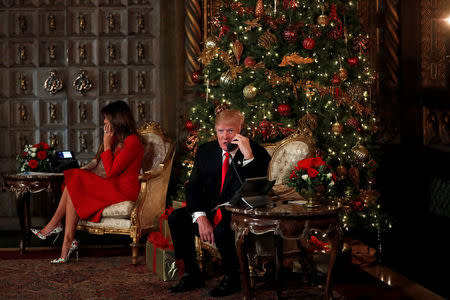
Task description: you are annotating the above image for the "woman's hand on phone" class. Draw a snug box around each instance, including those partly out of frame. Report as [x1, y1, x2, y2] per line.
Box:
[103, 124, 114, 151]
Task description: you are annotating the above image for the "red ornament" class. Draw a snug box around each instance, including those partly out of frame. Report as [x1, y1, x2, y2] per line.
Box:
[244, 56, 256, 67]
[191, 70, 203, 84]
[346, 56, 359, 66]
[185, 120, 196, 132]
[283, 26, 298, 43]
[219, 25, 229, 39]
[302, 37, 315, 50]
[277, 103, 291, 117]
[331, 74, 341, 85]
[346, 117, 359, 129]
[259, 119, 270, 141]
[352, 200, 364, 211]
[334, 87, 340, 98]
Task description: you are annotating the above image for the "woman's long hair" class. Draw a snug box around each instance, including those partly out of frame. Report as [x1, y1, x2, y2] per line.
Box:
[101, 100, 137, 142]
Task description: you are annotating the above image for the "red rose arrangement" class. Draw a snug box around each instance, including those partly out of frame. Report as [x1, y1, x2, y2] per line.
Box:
[16, 142, 56, 173]
[286, 157, 336, 200]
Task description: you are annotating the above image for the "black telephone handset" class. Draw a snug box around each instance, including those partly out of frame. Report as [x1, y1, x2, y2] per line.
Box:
[226, 127, 248, 152]
[226, 142, 238, 152]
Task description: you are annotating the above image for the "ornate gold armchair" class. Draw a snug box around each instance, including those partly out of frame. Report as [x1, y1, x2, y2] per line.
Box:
[196, 132, 316, 272]
[77, 122, 175, 264]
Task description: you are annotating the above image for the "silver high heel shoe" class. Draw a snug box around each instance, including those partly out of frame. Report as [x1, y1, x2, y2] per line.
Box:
[51, 240, 79, 264]
[30, 225, 63, 244]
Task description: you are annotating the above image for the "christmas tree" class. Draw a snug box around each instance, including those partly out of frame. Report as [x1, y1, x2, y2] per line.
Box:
[181, 0, 390, 234]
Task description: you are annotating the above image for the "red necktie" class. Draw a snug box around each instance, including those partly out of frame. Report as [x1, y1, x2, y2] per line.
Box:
[214, 152, 230, 227]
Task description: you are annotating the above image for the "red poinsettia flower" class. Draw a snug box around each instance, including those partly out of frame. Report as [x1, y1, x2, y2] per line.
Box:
[289, 170, 297, 179]
[33, 142, 50, 150]
[310, 157, 325, 168]
[22, 152, 27, 157]
[28, 159, 38, 169]
[37, 151, 47, 160]
[307, 167, 319, 178]
[297, 157, 312, 169]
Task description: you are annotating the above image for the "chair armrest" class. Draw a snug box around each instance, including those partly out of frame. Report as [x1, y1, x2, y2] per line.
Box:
[138, 164, 165, 181]
[81, 159, 98, 171]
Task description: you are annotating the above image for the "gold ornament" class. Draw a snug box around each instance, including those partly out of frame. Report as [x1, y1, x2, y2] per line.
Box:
[258, 31, 277, 50]
[205, 36, 218, 50]
[219, 71, 233, 86]
[278, 53, 314, 66]
[255, 0, 264, 18]
[351, 144, 369, 163]
[331, 122, 343, 135]
[298, 112, 318, 134]
[232, 40, 243, 64]
[317, 14, 329, 27]
[339, 68, 348, 81]
[336, 165, 347, 180]
[243, 84, 258, 98]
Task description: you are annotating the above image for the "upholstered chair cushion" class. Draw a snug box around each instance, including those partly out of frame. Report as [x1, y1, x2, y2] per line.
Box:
[101, 201, 135, 218]
[78, 218, 131, 229]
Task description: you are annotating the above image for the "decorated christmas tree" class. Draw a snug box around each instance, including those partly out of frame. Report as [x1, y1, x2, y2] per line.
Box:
[180, 0, 390, 234]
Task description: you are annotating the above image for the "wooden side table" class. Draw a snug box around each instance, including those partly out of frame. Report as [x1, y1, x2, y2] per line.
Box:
[2, 173, 64, 254]
[228, 202, 343, 300]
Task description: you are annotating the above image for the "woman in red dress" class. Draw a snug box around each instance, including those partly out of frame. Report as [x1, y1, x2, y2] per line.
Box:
[31, 100, 144, 263]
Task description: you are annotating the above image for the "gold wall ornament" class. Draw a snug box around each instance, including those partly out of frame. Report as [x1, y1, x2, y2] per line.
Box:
[109, 72, 118, 90]
[108, 43, 116, 61]
[138, 102, 146, 120]
[48, 44, 56, 60]
[78, 14, 86, 32]
[79, 43, 87, 61]
[44, 70, 64, 95]
[107, 12, 115, 32]
[48, 14, 56, 31]
[18, 104, 28, 121]
[18, 15, 27, 34]
[19, 45, 26, 63]
[73, 70, 93, 95]
[137, 72, 145, 90]
[137, 14, 144, 32]
[137, 42, 145, 60]
[19, 74, 27, 92]
[50, 133, 58, 148]
[79, 103, 87, 120]
[80, 133, 88, 152]
[49, 103, 57, 121]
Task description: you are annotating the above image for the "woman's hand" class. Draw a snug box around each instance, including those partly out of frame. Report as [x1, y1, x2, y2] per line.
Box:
[231, 133, 253, 159]
[103, 123, 114, 151]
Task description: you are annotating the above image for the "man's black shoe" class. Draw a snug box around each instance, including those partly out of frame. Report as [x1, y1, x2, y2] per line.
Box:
[208, 274, 241, 297]
[169, 273, 205, 293]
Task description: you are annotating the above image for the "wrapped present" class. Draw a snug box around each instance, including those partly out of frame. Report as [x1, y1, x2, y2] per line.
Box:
[172, 200, 186, 209]
[146, 239, 178, 281]
[159, 207, 174, 241]
[161, 219, 171, 241]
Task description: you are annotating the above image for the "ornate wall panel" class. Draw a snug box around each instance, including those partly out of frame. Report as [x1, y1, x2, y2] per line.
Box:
[0, 0, 160, 172]
[421, 0, 448, 88]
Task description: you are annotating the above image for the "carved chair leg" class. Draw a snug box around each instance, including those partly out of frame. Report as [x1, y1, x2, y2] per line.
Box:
[195, 236, 205, 273]
[130, 241, 139, 265]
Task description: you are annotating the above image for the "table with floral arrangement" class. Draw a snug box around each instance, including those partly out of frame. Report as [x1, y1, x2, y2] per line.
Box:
[2, 142, 64, 254]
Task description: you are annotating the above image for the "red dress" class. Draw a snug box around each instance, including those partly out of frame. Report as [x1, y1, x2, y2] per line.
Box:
[64, 134, 144, 222]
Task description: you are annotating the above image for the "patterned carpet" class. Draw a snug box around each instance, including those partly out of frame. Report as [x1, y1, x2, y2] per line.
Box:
[1, 255, 335, 300]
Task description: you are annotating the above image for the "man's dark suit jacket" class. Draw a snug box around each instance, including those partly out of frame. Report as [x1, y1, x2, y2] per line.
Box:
[186, 139, 271, 220]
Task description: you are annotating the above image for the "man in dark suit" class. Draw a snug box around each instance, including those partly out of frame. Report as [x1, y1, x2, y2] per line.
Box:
[168, 109, 271, 297]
